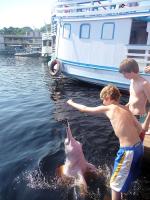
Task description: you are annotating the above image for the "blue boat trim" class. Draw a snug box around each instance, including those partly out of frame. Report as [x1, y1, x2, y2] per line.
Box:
[58, 58, 150, 76]
[59, 58, 119, 72]
[63, 71, 129, 88]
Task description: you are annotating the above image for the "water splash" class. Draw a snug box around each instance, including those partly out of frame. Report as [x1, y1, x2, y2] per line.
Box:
[23, 169, 51, 189]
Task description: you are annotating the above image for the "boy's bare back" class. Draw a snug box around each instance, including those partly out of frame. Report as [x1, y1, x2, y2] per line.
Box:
[105, 104, 141, 147]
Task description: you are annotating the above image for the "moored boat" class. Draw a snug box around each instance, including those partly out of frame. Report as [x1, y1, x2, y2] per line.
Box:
[41, 32, 53, 62]
[15, 47, 41, 57]
[50, 0, 150, 90]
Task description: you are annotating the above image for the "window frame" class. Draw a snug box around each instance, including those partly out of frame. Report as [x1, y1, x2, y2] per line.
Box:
[101, 22, 115, 40]
[79, 23, 91, 39]
[63, 23, 71, 39]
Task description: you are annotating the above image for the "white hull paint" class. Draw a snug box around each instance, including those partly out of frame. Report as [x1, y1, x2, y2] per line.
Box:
[61, 59, 150, 89]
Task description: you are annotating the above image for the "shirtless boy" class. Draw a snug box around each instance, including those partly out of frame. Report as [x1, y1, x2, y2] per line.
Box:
[67, 85, 150, 200]
[119, 58, 150, 124]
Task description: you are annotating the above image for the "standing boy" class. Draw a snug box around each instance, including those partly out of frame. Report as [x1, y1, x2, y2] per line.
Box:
[67, 85, 150, 200]
[119, 58, 150, 125]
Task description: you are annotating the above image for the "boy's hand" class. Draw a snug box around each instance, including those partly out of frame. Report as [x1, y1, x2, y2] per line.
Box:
[144, 66, 150, 73]
[67, 99, 73, 105]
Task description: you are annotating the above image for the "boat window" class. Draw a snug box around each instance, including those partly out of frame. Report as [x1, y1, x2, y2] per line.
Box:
[129, 20, 148, 45]
[101, 22, 115, 40]
[63, 23, 71, 39]
[43, 41, 46, 46]
[79, 24, 90, 39]
[43, 41, 51, 46]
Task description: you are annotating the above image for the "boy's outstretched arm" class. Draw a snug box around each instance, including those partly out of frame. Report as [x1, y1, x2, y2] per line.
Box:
[67, 99, 108, 115]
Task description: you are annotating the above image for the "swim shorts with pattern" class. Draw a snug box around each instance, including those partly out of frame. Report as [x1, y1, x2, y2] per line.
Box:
[110, 141, 144, 193]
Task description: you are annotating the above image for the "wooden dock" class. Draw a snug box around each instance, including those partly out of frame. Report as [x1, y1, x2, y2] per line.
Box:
[144, 134, 150, 162]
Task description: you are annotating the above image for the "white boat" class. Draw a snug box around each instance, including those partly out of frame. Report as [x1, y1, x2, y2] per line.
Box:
[49, 0, 150, 90]
[41, 32, 53, 61]
[15, 47, 41, 57]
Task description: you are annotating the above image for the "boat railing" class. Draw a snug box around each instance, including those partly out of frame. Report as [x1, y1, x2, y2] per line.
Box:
[42, 33, 52, 40]
[54, 0, 150, 19]
[51, 24, 57, 36]
[126, 44, 150, 66]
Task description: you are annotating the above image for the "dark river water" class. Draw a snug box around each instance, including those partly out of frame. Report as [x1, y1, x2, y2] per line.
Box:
[0, 55, 150, 200]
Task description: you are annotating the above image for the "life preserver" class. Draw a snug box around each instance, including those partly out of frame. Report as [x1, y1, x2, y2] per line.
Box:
[48, 59, 62, 76]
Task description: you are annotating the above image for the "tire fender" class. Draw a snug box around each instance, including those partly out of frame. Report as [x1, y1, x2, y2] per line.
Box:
[48, 59, 62, 76]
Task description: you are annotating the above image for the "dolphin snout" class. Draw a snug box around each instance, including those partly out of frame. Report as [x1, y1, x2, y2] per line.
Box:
[64, 137, 70, 145]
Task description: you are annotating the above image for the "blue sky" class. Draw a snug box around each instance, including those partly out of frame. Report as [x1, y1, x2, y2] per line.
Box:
[0, 0, 56, 29]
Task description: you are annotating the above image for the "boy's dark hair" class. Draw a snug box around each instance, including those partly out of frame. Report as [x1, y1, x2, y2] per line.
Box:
[119, 58, 139, 73]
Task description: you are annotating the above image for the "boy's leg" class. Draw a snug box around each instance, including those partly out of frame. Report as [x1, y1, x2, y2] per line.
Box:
[111, 189, 121, 200]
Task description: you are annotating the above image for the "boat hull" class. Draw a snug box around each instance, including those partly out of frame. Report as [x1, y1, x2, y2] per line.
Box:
[60, 59, 150, 90]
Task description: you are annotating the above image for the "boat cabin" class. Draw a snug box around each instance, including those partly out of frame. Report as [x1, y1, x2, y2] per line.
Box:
[50, 0, 150, 89]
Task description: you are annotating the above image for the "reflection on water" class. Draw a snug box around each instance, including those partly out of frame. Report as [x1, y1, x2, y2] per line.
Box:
[0, 56, 149, 200]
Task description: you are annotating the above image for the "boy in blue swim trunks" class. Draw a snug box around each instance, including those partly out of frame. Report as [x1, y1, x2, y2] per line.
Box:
[67, 84, 150, 200]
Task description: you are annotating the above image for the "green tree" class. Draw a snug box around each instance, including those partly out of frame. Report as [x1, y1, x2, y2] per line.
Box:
[40, 24, 51, 33]
[0, 26, 35, 35]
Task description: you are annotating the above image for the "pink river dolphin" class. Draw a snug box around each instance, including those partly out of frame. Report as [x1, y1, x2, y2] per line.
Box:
[57, 122, 99, 197]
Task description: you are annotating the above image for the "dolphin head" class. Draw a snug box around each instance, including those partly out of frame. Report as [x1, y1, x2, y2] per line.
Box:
[64, 122, 73, 145]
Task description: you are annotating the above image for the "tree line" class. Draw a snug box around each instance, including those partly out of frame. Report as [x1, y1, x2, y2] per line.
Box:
[0, 24, 51, 35]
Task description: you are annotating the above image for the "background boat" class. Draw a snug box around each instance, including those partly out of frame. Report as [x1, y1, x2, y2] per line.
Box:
[15, 46, 41, 57]
[41, 32, 52, 62]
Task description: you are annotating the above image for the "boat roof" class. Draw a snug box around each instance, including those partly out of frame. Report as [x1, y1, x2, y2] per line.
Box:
[53, 0, 150, 21]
